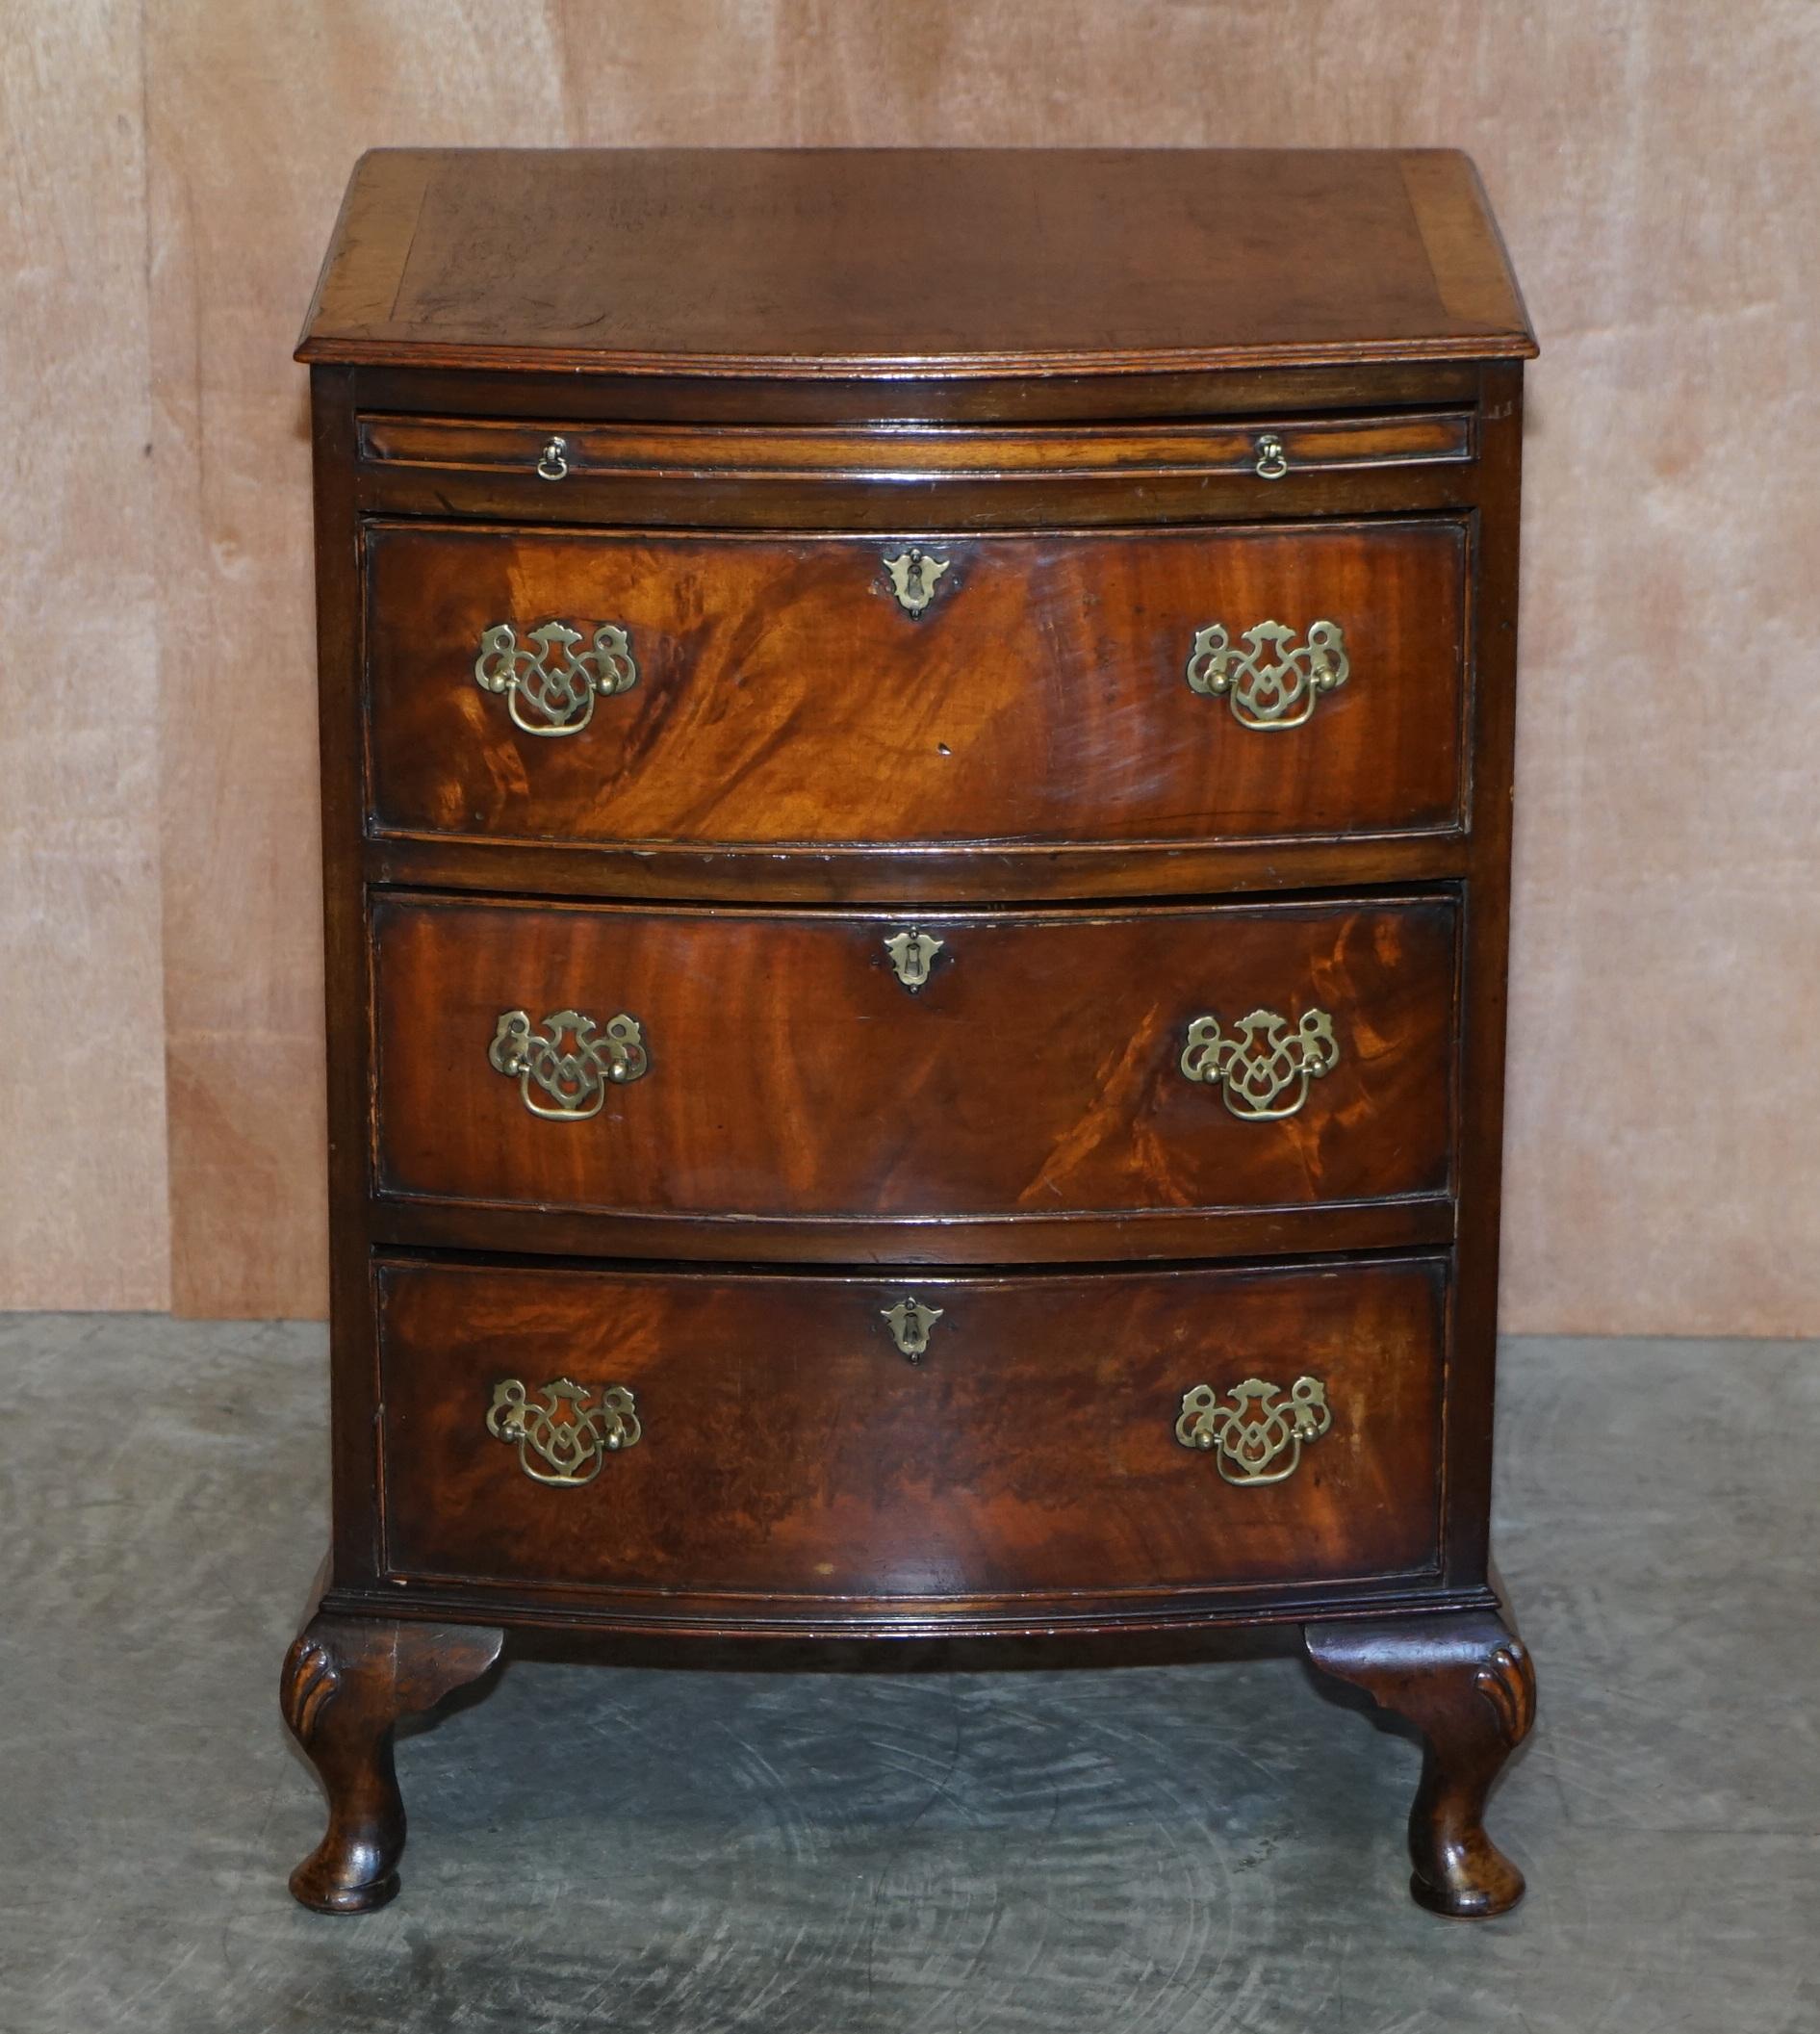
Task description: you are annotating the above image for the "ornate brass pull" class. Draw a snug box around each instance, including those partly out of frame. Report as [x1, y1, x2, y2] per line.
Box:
[883, 547, 950, 616]
[535, 435, 570, 480]
[882, 1296, 944, 1360]
[1185, 619, 1348, 731]
[486, 1377, 641, 1485]
[1180, 1006, 1340, 1120]
[883, 928, 943, 992]
[488, 1008, 648, 1120]
[1253, 432, 1289, 479]
[474, 619, 637, 737]
[1175, 1376, 1331, 1484]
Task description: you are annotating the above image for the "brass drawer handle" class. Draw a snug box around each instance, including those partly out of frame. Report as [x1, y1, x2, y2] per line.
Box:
[1253, 431, 1289, 479]
[1175, 1375, 1331, 1484]
[474, 619, 637, 737]
[535, 434, 570, 480]
[488, 1008, 649, 1120]
[487, 1377, 641, 1485]
[1185, 619, 1348, 731]
[1180, 1006, 1340, 1120]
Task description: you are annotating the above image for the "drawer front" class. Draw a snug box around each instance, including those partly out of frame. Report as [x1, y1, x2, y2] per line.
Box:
[366, 519, 1468, 851]
[375, 1254, 1447, 1604]
[372, 894, 1456, 1223]
[357, 411, 1476, 483]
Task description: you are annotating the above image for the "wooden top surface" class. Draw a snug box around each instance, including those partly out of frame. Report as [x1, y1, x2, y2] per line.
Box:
[298, 148, 1535, 378]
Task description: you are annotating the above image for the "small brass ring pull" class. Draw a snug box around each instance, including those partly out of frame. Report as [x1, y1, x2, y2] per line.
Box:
[1180, 1006, 1340, 1120]
[1175, 1376, 1331, 1484]
[487, 1377, 641, 1485]
[1185, 619, 1348, 731]
[536, 434, 570, 480]
[489, 1008, 649, 1120]
[1253, 431, 1289, 480]
[474, 619, 637, 736]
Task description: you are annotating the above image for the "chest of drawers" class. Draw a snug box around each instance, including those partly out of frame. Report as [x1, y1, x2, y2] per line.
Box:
[281, 146, 1539, 1919]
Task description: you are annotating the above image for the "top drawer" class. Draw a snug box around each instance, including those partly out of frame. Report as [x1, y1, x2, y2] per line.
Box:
[357, 411, 1476, 487]
[364, 516, 1470, 855]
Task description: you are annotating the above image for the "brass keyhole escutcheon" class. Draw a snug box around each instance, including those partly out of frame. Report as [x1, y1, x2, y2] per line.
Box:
[882, 1297, 944, 1360]
[883, 547, 951, 616]
[883, 929, 944, 992]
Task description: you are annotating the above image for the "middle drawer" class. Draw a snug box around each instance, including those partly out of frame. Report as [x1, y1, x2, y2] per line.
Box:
[372, 893, 1457, 1227]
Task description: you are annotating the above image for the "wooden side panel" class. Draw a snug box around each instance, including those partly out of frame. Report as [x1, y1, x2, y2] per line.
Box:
[367, 521, 1469, 850]
[371, 895, 1458, 1224]
[375, 1255, 1448, 1603]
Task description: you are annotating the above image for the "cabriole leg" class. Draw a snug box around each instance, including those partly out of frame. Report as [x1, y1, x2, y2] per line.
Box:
[279, 1612, 504, 1914]
[1303, 1608, 1537, 1918]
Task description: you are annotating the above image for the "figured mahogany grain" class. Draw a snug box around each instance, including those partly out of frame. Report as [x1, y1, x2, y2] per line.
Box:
[375, 1254, 1448, 1603]
[367, 520, 1469, 852]
[371, 893, 1458, 1226]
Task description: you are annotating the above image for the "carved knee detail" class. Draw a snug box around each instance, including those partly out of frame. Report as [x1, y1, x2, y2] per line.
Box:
[281, 1635, 342, 1743]
[1474, 1638, 1536, 1748]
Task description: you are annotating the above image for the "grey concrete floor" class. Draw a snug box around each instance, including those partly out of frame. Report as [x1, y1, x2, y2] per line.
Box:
[2, 1314, 1815, 2033]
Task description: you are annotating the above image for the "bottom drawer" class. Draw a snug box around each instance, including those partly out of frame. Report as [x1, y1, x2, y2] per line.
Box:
[375, 1255, 1447, 1609]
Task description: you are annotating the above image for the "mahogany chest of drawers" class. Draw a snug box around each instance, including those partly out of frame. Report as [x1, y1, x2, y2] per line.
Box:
[282, 146, 1539, 1918]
